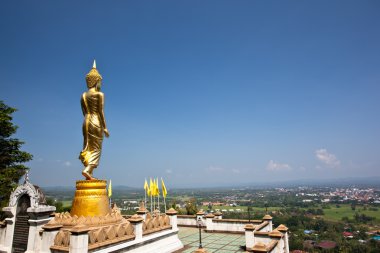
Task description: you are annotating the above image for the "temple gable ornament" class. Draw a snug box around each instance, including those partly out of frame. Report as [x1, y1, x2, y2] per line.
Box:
[8, 175, 47, 208]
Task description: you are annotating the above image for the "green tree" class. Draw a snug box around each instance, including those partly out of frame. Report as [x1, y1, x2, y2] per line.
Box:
[185, 198, 198, 215]
[46, 198, 63, 212]
[46, 198, 71, 213]
[0, 101, 32, 210]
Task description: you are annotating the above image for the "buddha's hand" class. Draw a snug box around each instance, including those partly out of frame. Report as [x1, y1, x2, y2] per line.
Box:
[104, 128, 110, 137]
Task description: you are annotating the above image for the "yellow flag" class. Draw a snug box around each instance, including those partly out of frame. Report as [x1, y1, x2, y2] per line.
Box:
[108, 180, 112, 198]
[144, 179, 150, 196]
[156, 178, 160, 196]
[161, 178, 167, 198]
[154, 178, 158, 196]
[149, 178, 154, 196]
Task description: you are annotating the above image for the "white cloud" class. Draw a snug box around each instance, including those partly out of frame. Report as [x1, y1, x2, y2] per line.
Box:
[165, 169, 172, 174]
[266, 160, 292, 171]
[205, 166, 224, 172]
[231, 169, 240, 174]
[315, 149, 340, 168]
[64, 161, 71, 167]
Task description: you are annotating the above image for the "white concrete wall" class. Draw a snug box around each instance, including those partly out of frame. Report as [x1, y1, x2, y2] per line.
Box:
[70, 233, 89, 253]
[26, 217, 53, 253]
[92, 229, 183, 253]
[74, 214, 183, 253]
[210, 220, 247, 232]
[254, 236, 272, 245]
[268, 238, 285, 253]
[177, 216, 197, 227]
[40, 229, 60, 253]
[0, 206, 16, 253]
[0, 225, 6, 248]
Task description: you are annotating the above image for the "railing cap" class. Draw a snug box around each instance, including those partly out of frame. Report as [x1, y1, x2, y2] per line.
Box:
[244, 223, 255, 230]
[277, 224, 289, 232]
[166, 208, 178, 215]
[205, 213, 215, 218]
[42, 224, 63, 231]
[269, 229, 283, 238]
[128, 214, 144, 223]
[252, 242, 268, 252]
[262, 214, 272, 220]
[69, 224, 91, 235]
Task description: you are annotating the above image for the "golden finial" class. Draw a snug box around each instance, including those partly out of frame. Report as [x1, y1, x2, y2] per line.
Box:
[86, 60, 102, 88]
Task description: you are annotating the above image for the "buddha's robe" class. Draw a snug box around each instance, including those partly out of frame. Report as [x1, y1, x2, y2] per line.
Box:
[79, 91, 105, 167]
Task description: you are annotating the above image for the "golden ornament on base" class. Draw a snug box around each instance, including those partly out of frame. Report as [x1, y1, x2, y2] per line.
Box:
[70, 180, 111, 217]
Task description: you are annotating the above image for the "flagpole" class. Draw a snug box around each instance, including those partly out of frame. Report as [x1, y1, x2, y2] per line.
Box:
[150, 193, 153, 213]
[158, 189, 160, 212]
[164, 196, 167, 213]
[157, 178, 159, 211]
[144, 179, 147, 208]
[153, 191, 156, 212]
[149, 178, 153, 213]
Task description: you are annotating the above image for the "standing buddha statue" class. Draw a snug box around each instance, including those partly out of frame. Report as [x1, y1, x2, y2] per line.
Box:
[79, 60, 110, 180]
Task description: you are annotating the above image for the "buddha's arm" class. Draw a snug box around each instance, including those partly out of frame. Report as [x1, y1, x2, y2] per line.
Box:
[98, 92, 108, 130]
[80, 94, 86, 116]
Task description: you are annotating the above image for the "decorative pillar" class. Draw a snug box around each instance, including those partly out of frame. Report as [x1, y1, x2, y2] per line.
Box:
[277, 224, 289, 253]
[166, 208, 178, 231]
[40, 224, 63, 253]
[204, 213, 215, 231]
[26, 206, 56, 253]
[244, 223, 255, 251]
[136, 201, 149, 220]
[196, 210, 205, 225]
[69, 225, 90, 253]
[0, 221, 6, 247]
[214, 211, 222, 220]
[262, 214, 273, 232]
[1, 206, 16, 253]
[128, 214, 144, 241]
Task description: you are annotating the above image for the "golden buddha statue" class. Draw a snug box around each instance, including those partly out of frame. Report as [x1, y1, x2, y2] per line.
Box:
[79, 60, 109, 180]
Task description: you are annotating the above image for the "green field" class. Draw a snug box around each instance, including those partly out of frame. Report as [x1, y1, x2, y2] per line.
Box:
[322, 205, 380, 222]
[62, 200, 72, 208]
[200, 205, 280, 212]
[201, 204, 380, 224]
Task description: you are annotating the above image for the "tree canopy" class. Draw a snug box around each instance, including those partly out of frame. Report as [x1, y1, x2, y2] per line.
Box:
[0, 101, 32, 209]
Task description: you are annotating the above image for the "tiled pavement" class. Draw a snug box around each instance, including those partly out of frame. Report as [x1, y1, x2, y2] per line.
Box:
[177, 227, 246, 253]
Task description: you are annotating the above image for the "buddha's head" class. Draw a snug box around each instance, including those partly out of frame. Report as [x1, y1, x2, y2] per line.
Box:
[86, 60, 102, 89]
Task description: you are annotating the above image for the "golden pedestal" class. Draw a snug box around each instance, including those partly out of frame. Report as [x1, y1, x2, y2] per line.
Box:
[70, 180, 111, 217]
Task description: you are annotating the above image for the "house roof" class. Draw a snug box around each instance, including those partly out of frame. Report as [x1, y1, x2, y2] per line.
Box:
[316, 240, 337, 249]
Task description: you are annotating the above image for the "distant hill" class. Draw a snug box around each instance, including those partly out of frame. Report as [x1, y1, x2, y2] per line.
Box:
[239, 176, 380, 188]
[40, 176, 380, 193]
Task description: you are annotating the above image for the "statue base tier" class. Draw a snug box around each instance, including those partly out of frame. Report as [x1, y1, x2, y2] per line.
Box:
[70, 179, 111, 217]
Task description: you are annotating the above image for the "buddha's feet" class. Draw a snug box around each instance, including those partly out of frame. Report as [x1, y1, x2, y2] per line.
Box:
[82, 171, 96, 180]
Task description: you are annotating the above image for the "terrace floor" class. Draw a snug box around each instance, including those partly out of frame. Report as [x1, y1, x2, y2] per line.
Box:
[177, 227, 246, 253]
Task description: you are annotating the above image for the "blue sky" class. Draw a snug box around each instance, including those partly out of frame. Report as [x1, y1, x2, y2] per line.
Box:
[1, 1, 379, 188]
